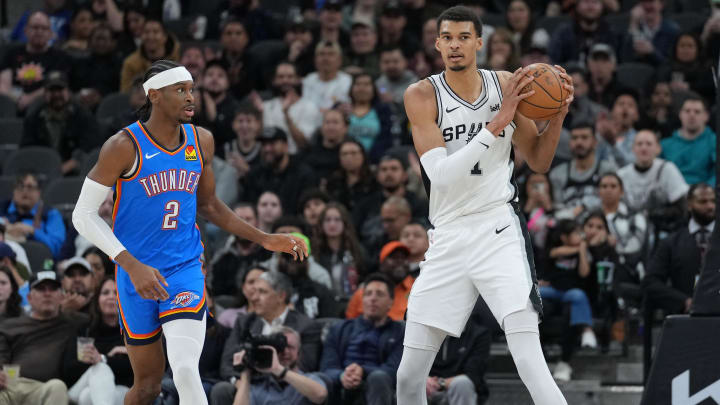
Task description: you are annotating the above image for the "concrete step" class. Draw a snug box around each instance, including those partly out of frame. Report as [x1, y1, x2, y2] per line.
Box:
[486, 379, 643, 405]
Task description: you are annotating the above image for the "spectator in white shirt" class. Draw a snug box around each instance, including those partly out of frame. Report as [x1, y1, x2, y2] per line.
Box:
[263, 62, 322, 154]
[302, 41, 352, 111]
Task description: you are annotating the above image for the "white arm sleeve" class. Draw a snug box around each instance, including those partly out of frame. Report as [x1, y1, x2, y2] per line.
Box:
[420, 128, 498, 189]
[72, 177, 126, 260]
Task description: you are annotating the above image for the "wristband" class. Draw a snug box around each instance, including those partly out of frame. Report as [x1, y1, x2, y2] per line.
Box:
[276, 367, 289, 380]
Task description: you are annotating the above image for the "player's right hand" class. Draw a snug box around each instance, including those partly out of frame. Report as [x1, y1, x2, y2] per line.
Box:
[128, 263, 169, 301]
[488, 67, 535, 135]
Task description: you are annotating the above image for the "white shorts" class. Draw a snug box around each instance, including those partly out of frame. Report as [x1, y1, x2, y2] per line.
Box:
[406, 202, 542, 338]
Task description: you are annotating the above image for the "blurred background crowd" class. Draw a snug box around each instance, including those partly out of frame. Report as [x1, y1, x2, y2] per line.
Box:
[0, 0, 717, 404]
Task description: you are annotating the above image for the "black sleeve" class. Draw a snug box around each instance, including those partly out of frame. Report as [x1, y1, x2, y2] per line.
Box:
[642, 236, 687, 313]
[60, 332, 90, 387]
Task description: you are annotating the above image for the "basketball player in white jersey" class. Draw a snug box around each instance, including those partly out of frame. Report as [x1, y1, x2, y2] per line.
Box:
[397, 6, 573, 405]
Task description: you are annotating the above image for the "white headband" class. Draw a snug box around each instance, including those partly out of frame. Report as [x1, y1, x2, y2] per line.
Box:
[143, 66, 193, 95]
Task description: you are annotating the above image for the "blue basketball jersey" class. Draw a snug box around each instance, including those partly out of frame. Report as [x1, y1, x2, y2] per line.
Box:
[112, 121, 204, 271]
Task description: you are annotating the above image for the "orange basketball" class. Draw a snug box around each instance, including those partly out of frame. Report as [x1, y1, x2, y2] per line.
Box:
[516, 63, 566, 120]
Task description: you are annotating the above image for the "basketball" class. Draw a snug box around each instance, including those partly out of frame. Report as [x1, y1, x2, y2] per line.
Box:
[516, 63, 566, 120]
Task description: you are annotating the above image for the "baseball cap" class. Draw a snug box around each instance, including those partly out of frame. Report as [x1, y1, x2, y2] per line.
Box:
[351, 16, 375, 30]
[29, 270, 62, 289]
[323, 0, 342, 11]
[379, 241, 410, 263]
[258, 127, 288, 143]
[44, 71, 69, 89]
[0, 242, 16, 261]
[61, 257, 93, 276]
[382, 0, 404, 17]
[589, 43, 615, 61]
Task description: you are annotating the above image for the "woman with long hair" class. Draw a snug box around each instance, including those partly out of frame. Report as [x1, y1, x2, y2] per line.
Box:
[505, 0, 549, 55]
[62, 277, 132, 404]
[83, 246, 113, 288]
[116, 5, 145, 58]
[62, 6, 96, 57]
[0, 266, 23, 321]
[483, 27, 521, 72]
[216, 266, 268, 328]
[659, 33, 714, 102]
[313, 202, 366, 297]
[346, 73, 393, 162]
[256, 191, 283, 233]
[119, 18, 180, 91]
[325, 139, 379, 211]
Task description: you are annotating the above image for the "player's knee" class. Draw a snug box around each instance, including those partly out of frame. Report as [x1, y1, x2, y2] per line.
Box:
[396, 364, 421, 393]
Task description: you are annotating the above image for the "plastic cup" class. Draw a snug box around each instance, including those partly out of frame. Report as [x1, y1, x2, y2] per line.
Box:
[3, 364, 20, 382]
[77, 337, 95, 361]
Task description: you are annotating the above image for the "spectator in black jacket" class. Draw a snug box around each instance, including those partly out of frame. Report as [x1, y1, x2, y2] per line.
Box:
[69, 23, 122, 111]
[242, 127, 319, 214]
[62, 277, 132, 404]
[643, 184, 716, 314]
[427, 321, 491, 405]
[304, 109, 347, 183]
[212, 272, 322, 405]
[21, 71, 100, 175]
[320, 273, 404, 405]
[548, 0, 620, 65]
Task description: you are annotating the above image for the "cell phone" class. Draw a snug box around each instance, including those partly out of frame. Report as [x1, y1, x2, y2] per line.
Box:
[253, 347, 274, 369]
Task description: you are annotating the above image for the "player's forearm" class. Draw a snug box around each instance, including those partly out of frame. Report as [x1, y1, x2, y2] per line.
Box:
[530, 117, 564, 173]
[199, 196, 268, 245]
[72, 178, 128, 261]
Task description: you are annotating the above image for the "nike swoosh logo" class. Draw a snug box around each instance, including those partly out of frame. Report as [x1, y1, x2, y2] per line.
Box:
[495, 225, 510, 234]
[445, 106, 460, 113]
[145, 152, 161, 159]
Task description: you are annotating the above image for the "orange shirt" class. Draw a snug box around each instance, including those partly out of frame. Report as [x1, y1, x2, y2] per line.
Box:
[345, 275, 415, 321]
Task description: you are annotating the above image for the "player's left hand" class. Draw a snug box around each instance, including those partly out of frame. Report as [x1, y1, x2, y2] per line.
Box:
[262, 233, 308, 261]
[553, 65, 574, 116]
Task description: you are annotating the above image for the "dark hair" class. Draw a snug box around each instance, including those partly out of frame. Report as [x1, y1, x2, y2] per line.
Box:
[688, 183, 713, 201]
[70, 5, 94, 31]
[136, 59, 183, 121]
[232, 201, 257, 216]
[14, 172, 40, 189]
[363, 272, 395, 299]
[204, 59, 229, 76]
[680, 92, 709, 112]
[0, 266, 22, 318]
[314, 202, 366, 276]
[234, 101, 262, 122]
[82, 246, 113, 277]
[547, 219, 580, 250]
[570, 120, 595, 132]
[271, 215, 308, 235]
[599, 172, 624, 191]
[235, 266, 269, 305]
[583, 210, 610, 233]
[90, 22, 115, 42]
[379, 45, 404, 57]
[673, 32, 704, 65]
[122, 5, 146, 35]
[613, 88, 640, 108]
[505, 0, 537, 53]
[349, 72, 379, 106]
[379, 150, 409, 171]
[88, 276, 116, 335]
[298, 188, 330, 214]
[436, 6, 483, 37]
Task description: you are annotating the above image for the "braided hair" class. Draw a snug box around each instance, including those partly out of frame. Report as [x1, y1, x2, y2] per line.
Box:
[135, 59, 183, 121]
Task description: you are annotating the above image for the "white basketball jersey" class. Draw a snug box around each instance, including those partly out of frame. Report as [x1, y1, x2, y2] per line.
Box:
[424, 69, 518, 227]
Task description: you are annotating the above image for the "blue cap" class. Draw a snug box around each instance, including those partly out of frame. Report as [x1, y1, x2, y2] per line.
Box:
[0, 242, 16, 260]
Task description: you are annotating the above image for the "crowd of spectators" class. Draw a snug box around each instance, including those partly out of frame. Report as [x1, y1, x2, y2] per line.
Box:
[0, 0, 717, 403]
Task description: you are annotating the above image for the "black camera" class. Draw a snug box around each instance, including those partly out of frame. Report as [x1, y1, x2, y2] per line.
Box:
[234, 332, 288, 371]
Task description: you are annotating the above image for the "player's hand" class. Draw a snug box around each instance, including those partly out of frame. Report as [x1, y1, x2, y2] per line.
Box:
[488, 67, 535, 136]
[553, 65, 574, 116]
[125, 260, 169, 301]
[262, 233, 308, 261]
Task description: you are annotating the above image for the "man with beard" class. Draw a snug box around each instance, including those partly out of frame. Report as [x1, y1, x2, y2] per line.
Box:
[242, 128, 319, 213]
[345, 18, 381, 78]
[196, 60, 240, 150]
[262, 62, 322, 154]
[376, 46, 418, 106]
[661, 95, 717, 186]
[585, 43, 622, 109]
[353, 153, 428, 249]
[548, 0, 620, 65]
[21, 71, 100, 175]
[59, 257, 95, 315]
[643, 183, 716, 315]
[277, 234, 338, 319]
[346, 241, 414, 322]
[549, 122, 617, 219]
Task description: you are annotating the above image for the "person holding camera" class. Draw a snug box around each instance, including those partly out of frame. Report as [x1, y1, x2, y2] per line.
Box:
[229, 326, 327, 405]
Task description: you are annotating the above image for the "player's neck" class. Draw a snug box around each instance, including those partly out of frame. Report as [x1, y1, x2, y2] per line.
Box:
[144, 115, 182, 150]
[444, 67, 482, 104]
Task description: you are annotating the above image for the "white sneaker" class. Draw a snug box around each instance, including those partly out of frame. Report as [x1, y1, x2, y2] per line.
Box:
[553, 361, 572, 382]
[581, 329, 598, 348]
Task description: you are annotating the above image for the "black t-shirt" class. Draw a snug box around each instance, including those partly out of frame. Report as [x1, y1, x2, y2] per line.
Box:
[69, 53, 122, 95]
[0, 45, 71, 93]
[544, 252, 583, 291]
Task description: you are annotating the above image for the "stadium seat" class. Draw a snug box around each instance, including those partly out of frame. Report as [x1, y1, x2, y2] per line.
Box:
[536, 15, 573, 36]
[21, 240, 54, 273]
[0, 176, 15, 202]
[0, 118, 23, 153]
[606, 13, 631, 33]
[81, 147, 101, 176]
[616, 62, 656, 93]
[669, 12, 708, 33]
[43, 176, 84, 220]
[0, 94, 17, 118]
[481, 13, 505, 28]
[96, 92, 130, 121]
[3, 147, 63, 183]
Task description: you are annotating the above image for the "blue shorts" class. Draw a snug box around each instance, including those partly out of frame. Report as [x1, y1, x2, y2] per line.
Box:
[116, 259, 206, 345]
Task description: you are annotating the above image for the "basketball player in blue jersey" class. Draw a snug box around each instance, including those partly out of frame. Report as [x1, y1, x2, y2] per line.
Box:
[397, 6, 574, 405]
[72, 60, 308, 405]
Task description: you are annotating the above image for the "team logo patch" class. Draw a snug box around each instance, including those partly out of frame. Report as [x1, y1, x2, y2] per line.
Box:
[185, 145, 197, 161]
[171, 291, 200, 308]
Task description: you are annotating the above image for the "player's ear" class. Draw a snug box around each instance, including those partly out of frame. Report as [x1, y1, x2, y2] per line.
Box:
[435, 37, 440, 53]
[476, 37, 483, 51]
[148, 88, 160, 105]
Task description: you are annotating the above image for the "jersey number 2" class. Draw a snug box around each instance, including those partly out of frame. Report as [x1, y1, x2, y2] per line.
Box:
[470, 161, 483, 175]
[162, 201, 180, 230]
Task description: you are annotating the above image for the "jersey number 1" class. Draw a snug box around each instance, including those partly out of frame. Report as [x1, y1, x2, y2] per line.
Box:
[162, 201, 180, 230]
[470, 161, 483, 175]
